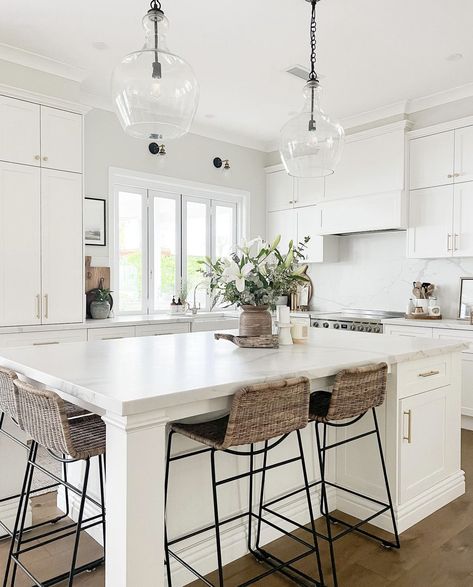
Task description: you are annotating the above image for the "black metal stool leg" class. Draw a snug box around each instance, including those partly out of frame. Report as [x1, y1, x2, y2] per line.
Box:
[2, 441, 36, 587]
[62, 454, 70, 518]
[297, 429, 325, 587]
[67, 458, 91, 586]
[372, 409, 400, 548]
[315, 423, 338, 587]
[247, 443, 255, 553]
[210, 448, 224, 587]
[164, 431, 174, 587]
[10, 441, 39, 587]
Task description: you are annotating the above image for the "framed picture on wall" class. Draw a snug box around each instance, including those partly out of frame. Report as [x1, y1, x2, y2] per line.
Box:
[84, 197, 106, 246]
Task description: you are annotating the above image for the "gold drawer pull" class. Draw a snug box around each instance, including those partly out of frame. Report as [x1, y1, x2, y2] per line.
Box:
[33, 341, 60, 346]
[418, 370, 440, 378]
[403, 410, 412, 443]
[102, 336, 124, 340]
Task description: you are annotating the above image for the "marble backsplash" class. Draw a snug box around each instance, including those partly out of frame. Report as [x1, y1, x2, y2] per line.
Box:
[307, 231, 473, 319]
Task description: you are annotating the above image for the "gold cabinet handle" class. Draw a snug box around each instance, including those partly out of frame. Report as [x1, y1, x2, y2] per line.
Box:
[403, 410, 412, 443]
[418, 370, 440, 378]
[448, 174, 454, 178]
[42, 156, 49, 162]
[454, 234, 459, 251]
[36, 294, 41, 319]
[34, 155, 40, 161]
[102, 336, 124, 340]
[454, 172, 461, 178]
[447, 233, 452, 252]
[44, 294, 49, 319]
[33, 341, 60, 346]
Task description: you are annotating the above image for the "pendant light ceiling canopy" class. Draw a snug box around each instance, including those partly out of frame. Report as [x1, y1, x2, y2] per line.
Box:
[112, 0, 199, 141]
[280, 0, 344, 178]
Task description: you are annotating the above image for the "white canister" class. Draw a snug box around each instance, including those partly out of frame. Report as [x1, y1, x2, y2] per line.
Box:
[291, 322, 309, 344]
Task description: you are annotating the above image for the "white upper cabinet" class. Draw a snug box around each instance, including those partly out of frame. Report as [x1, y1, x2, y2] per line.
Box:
[454, 125, 473, 184]
[267, 207, 337, 264]
[410, 131, 454, 190]
[41, 169, 83, 324]
[293, 177, 324, 207]
[407, 185, 453, 259]
[41, 106, 82, 173]
[0, 96, 41, 167]
[325, 128, 406, 201]
[266, 169, 294, 212]
[453, 182, 473, 257]
[0, 162, 41, 326]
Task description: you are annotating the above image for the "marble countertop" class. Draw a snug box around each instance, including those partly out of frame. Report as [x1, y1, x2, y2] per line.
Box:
[0, 329, 466, 417]
[383, 317, 473, 331]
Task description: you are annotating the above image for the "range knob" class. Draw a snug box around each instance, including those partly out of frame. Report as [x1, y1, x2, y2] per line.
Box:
[365, 326, 372, 333]
[323, 322, 329, 328]
[333, 323, 340, 329]
[373, 326, 381, 333]
[350, 324, 356, 331]
[313, 321, 319, 328]
[357, 325, 364, 332]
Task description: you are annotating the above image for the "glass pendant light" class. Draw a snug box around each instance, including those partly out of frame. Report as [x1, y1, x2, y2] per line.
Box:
[280, 0, 344, 178]
[112, 0, 199, 141]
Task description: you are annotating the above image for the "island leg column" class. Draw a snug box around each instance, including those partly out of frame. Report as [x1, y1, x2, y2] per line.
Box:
[103, 410, 169, 587]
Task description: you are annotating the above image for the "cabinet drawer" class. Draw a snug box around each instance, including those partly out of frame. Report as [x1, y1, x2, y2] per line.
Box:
[191, 319, 239, 333]
[398, 354, 451, 398]
[384, 325, 433, 338]
[87, 326, 135, 341]
[135, 323, 190, 337]
[0, 329, 87, 348]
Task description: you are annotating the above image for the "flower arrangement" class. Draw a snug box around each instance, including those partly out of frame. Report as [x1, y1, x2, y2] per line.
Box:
[200, 236, 310, 309]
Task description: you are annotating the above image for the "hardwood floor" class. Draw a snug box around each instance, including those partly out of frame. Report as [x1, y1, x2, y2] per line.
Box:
[1, 431, 473, 586]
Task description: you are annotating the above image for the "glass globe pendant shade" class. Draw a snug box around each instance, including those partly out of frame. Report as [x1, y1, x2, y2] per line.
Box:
[112, 7, 199, 141]
[280, 81, 344, 178]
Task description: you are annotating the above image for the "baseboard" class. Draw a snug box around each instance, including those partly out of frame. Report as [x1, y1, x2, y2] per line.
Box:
[461, 415, 473, 431]
[336, 470, 466, 534]
[60, 485, 336, 587]
[0, 496, 32, 539]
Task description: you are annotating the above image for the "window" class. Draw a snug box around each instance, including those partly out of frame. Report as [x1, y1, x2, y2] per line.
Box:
[111, 174, 243, 315]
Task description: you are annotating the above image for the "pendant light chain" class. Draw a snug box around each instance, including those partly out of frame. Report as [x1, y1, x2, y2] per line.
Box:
[309, 0, 319, 83]
[149, 0, 162, 11]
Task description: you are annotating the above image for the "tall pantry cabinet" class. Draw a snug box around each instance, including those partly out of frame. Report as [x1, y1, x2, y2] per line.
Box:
[0, 94, 84, 326]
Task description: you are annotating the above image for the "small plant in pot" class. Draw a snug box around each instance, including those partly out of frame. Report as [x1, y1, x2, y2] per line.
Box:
[90, 288, 113, 320]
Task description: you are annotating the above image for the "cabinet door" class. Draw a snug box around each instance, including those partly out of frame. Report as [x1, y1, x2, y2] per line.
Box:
[400, 386, 456, 503]
[87, 327, 135, 341]
[41, 106, 82, 173]
[409, 131, 454, 190]
[0, 96, 40, 167]
[267, 209, 296, 251]
[384, 325, 433, 338]
[0, 162, 41, 326]
[453, 182, 473, 257]
[295, 206, 338, 263]
[266, 170, 294, 212]
[407, 185, 453, 258]
[41, 170, 83, 324]
[454, 126, 473, 183]
[294, 177, 324, 207]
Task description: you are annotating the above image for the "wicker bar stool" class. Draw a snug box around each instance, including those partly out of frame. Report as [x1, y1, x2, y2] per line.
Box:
[309, 363, 400, 587]
[2, 380, 106, 587]
[165, 377, 325, 587]
[0, 366, 90, 541]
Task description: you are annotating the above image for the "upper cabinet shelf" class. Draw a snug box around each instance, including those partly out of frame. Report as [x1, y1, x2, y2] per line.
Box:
[0, 95, 82, 174]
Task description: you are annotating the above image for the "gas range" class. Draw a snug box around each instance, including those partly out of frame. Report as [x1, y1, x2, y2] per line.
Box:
[310, 310, 404, 334]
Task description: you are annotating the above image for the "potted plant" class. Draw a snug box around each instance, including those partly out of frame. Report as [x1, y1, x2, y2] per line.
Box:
[200, 236, 310, 336]
[90, 287, 113, 319]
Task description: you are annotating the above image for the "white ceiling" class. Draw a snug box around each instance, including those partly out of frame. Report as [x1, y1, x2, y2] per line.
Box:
[1, 0, 473, 150]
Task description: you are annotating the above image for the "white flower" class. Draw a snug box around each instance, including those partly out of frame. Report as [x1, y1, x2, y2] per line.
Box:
[239, 237, 265, 257]
[223, 260, 253, 292]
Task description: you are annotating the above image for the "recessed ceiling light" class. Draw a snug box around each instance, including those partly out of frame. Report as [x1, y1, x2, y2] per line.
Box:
[446, 53, 463, 62]
[92, 42, 109, 51]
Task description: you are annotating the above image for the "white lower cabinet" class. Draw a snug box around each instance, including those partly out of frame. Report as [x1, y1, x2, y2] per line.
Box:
[383, 325, 433, 338]
[136, 323, 190, 336]
[399, 385, 457, 503]
[87, 326, 136, 341]
[0, 329, 87, 348]
[191, 319, 238, 333]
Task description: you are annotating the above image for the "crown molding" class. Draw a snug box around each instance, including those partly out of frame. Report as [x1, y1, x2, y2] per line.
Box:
[0, 43, 86, 83]
[340, 100, 409, 131]
[0, 83, 91, 114]
[406, 82, 473, 114]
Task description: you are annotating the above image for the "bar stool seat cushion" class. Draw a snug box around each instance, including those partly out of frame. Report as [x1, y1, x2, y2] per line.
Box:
[309, 391, 332, 420]
[171, 416, 229, 449]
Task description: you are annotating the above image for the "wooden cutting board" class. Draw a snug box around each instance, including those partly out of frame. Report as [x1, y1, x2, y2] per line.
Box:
[85, 256, 110, 293]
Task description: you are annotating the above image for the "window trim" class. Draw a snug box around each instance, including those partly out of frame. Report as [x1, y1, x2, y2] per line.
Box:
[109, 168, 249, 315]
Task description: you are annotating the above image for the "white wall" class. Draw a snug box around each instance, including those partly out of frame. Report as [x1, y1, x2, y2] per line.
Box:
[306, 231, 473, 319]
[84, 109, 267, 264]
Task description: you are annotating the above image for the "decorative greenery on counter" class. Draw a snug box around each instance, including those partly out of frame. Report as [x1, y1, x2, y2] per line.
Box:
[94, 287, 113, 303]
[199, 236, 310, 309]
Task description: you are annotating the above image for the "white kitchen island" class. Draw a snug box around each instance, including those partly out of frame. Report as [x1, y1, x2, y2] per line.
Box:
[0, 329, 467, 587]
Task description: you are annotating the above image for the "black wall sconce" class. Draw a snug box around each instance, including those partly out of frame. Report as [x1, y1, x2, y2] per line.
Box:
[213, 157, 230, 170]
[149, 142, 167, 156]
